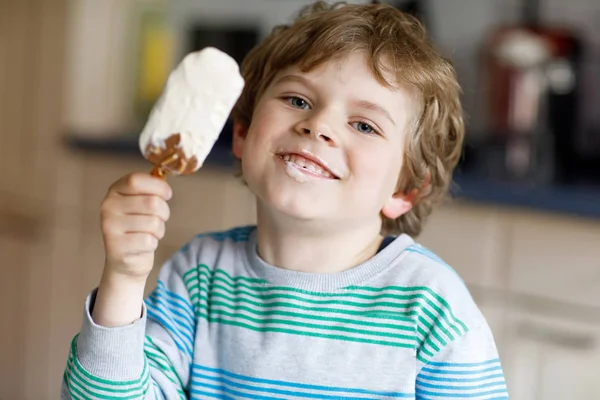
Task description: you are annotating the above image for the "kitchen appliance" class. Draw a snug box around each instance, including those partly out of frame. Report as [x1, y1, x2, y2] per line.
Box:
[482, 0, 583, 184]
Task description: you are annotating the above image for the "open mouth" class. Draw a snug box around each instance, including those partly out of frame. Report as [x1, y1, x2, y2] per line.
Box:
[277, 153, 340, 180]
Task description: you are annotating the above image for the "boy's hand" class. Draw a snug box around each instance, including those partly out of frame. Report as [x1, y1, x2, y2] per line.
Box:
[100, 173, 172, 282]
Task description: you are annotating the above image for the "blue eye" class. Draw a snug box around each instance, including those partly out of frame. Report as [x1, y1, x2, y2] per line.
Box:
[287, 96, 310, 110]
[351, 121, 376, 135]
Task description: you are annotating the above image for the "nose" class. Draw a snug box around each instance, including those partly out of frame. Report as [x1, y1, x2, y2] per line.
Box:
[294, 113, 337, 145]
[301, 127, 334, 144]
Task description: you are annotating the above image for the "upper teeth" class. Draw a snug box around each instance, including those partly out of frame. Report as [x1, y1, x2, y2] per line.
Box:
[280, 154, 334, 178]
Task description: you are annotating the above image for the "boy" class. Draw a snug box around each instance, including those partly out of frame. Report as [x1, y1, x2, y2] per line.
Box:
[62, 1, 509, 399]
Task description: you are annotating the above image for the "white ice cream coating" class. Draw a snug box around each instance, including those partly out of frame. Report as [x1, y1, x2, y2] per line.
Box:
[285, 161, 310, 183]
[138, 47, 245, 170]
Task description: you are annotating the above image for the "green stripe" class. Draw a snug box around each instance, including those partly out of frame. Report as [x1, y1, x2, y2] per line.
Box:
[417, 316, 447, 348]
[191, 267, 462, 335]
[204, 291, 415, 331]
[194, 273, 448, 324]
[144, 336, 186, 396]
[68, 335, 149, 389]
[419, 306, 455, 342]
[146, 357, 187, 398]
[185, 265, 468, 358]
[199, 312, 415, 349]
[347, 285, 468, 333]
[416, 325, 441, 353]
[66, 380, 95, 400]
[199, 283, 422, 318]
[63, 373, 84, 400]
[201, 304, 417, 343]
[66, 362, 148, 399]
[194, 275, 420, 315]
[196, 273, 461, 346]
[148, 358, 176, 384]
[204, 292, 457, 352]
[204, 291, 420, 325]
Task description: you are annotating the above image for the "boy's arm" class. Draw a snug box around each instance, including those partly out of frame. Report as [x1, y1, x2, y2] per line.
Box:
[61, 173, 192, 399]
[62, 251, 195, 400]
[415, 322, 510, 399]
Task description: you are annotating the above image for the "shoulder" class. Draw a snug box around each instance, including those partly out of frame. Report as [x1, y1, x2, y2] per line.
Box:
[377, 238, 488, 361]
[393, 240, 480, 319]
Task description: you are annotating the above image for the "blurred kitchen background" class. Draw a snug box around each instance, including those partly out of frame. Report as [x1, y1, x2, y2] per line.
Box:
[1, 0, 599, 399]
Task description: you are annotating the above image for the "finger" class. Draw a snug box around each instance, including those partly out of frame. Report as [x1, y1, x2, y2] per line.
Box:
[106, 215, 165, 240]
[110, 173, 173, 200]
[104, 195, 170, 222]
[107, 232, 159, 257]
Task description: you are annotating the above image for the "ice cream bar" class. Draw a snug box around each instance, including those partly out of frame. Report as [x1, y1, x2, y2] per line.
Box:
[139, 47, 245, 178]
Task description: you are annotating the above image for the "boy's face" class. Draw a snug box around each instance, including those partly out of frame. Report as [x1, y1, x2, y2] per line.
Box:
[234, 52, 417, 229]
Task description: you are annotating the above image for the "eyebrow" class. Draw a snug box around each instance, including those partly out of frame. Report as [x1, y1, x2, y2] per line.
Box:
[352, 100, 396, 127]
[272, 74, 315, 90]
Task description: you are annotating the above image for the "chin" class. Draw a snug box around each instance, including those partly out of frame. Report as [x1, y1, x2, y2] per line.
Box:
[254, 183, 330, 221]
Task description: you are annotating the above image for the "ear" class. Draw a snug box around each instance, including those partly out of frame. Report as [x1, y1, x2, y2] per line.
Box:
[381, 174, 430, 219]
[232, 120, 249, 159]
[381, 189, 417, 220]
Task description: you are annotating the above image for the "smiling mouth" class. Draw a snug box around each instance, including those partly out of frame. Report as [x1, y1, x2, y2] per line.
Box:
[277, 153, 340, 180]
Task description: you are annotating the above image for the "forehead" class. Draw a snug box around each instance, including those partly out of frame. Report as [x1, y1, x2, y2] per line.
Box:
[275, 52, 401, 86]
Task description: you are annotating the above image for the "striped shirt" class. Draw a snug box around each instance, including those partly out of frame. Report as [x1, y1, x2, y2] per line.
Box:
[62, 226, 509, 399]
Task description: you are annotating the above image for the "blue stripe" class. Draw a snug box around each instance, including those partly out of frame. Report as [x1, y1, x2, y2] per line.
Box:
[148, 290, 195, 333]
[416, 388, 509, 398]
[193, 365, 414, 398]
[189, 388, 235, 399]
[417, 373, 505, 383]
[405, 247, 452, 270]
[192, 382, 282, 399]
[405, 246, 465, 284]
[144, 297, 194, 348]
[193, 372, 380, 400]
[416, 379, 507, 391]
[426, 359, 500, 368]
[152, 381, 165, 400]
[155, 280, 195, 321]
[145, 306, 193, 360]
[421, 365, 503, 375]
[408, 245, 447, 264]
[147, 293, 195, 336]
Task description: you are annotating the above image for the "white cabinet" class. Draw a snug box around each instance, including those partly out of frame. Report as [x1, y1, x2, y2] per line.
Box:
[501, 311, 600, 400]
[419, 202, 511, 290]
[508, 212, 600, 309]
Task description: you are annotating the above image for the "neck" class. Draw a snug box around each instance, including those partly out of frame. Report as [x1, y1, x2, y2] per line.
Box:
[255, 203, 384, 274]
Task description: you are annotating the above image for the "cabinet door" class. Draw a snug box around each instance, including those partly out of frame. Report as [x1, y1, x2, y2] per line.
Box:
[536, 337, 600, 400]
[0, 235, 29, 400]
[508, 212, 600, 309]
[418, 202, 510, 290]
[502, 312, 600, 400]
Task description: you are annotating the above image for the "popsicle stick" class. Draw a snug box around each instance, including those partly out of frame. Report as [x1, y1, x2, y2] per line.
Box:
[150, 165, 168, 180]
[149, 152, 180, 180]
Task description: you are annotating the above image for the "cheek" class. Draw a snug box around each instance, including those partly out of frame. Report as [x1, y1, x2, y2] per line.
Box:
[349, 144, 403, 196]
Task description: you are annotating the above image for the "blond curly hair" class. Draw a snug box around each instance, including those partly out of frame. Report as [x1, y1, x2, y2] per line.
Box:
[232, 1, 465, 237]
